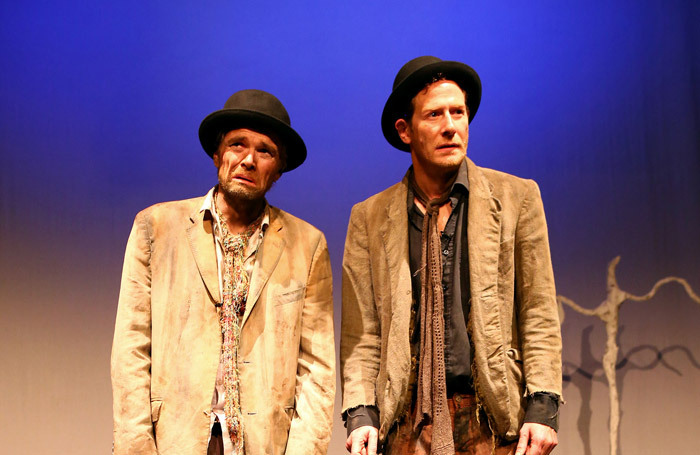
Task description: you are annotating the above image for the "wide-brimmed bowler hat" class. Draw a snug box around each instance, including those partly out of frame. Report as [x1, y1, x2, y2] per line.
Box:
[199, 89, 307, 172]
[381, 56, 482, 152]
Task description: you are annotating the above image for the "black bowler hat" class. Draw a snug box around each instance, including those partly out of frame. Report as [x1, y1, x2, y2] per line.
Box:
[381, 56, 482, 152]
[199, 89, 307, 172]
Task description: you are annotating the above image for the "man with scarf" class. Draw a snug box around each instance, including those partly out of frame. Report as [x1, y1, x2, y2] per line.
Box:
[340, 57, 562, 455]
[111, 89, 335, 455]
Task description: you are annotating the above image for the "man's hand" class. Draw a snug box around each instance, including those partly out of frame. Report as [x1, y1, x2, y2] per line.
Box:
[514, 422, 558, 455]
[345, 425, 378, 455]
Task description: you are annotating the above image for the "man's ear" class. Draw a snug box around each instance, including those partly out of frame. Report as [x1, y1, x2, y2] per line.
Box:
[212, 150, 221, 168]
[395, 118, 411, 145]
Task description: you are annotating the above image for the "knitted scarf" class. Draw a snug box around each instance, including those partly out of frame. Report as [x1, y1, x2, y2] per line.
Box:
[409, 171, 456, 455]
[215, 197, 263, 454]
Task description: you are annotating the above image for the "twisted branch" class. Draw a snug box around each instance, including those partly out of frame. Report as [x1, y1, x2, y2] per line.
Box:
[557, 256, 699, 455]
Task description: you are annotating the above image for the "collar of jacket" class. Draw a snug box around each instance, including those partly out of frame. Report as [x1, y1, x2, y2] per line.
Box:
[186, 203, 286, 328]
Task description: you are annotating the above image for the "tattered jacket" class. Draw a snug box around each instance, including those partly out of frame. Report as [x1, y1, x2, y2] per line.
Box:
[340, 158, 562, 443]
[111, 197, 335, 454]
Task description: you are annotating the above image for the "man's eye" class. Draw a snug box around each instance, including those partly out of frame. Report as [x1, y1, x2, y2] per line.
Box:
[429, 112, 439, 117]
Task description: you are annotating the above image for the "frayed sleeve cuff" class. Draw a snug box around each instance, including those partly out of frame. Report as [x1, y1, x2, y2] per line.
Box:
[523, 392, 560, 431]
[344, 405, 380, 436]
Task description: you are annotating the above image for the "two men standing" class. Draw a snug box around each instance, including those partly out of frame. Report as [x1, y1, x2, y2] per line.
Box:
[112, 56, 561, 455]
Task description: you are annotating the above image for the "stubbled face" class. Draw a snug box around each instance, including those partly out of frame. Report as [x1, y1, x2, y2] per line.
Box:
[396, 80, 469, 178]
[213, 128, 284, 202]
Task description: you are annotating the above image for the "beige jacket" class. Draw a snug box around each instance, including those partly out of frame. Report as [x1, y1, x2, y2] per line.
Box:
[340, 158, 561, 442]
[111, 196, 335, 454]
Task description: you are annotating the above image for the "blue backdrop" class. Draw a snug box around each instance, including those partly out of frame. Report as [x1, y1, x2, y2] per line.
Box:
[1, 1, 698, 454]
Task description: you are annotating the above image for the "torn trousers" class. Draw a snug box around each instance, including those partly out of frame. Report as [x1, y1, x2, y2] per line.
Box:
[385, 393, 517, 455]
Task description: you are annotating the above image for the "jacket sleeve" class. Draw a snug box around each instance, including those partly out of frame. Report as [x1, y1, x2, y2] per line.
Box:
[514, 180, 563, 399]
[285, 233, 336, 455]
[340, 203, 382, 414]
[111, 213, 158, 454]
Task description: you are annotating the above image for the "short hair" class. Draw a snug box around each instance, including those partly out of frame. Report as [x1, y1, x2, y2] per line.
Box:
[400, 73, 468, 121]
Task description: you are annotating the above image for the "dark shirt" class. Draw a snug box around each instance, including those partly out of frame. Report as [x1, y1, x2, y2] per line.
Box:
[345, 161, 559, 436]
[408, 161, 472, 391]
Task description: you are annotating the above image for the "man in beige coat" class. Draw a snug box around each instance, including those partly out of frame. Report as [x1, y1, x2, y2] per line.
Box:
[340, 57, 562, 455]
[111, 90, 335, 455]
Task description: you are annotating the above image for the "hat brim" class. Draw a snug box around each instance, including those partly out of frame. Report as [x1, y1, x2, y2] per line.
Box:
[381, 61, 482, 152]
[199, 109, 307, 172]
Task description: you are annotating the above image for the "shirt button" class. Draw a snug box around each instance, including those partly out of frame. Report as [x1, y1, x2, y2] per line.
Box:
[443, 249, 449, 255]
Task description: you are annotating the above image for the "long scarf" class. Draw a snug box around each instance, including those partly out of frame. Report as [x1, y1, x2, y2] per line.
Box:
[215, 197, 263, 454]
[410, 171, 456, 455]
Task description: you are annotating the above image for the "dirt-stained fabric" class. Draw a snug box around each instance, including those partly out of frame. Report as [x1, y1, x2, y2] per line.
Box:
[340, 157, 562, 443]
[111, 194, 336, 455]
[386, 393, 517, 455]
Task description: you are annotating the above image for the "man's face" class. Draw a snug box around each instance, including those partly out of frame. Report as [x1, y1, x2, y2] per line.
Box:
[213, 128, 284, 202]
[395, 80, 469, 177]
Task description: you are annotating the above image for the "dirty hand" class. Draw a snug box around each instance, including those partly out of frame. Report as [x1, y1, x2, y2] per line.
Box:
[346, 425, 378, 455]
[514, 422, 558, 455]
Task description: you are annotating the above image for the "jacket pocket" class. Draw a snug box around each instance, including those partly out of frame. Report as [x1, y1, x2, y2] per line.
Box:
[274, 286, 305, 306]
[150, 399, 163, 423]
[284, 405, 295, 421]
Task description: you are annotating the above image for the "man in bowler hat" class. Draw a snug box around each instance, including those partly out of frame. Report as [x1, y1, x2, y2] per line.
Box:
[111, 89, 335, 455]
[340, 57, 562, 455]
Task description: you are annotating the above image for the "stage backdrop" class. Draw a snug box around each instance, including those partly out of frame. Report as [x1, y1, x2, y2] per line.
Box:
[1, 1, 698, 454]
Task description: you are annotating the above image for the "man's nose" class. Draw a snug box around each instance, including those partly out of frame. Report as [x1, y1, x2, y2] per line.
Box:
[240, 149, 256, 168]
[442, 112, 457, 135]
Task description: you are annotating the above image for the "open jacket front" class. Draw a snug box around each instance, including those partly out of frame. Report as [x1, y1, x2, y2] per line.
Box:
[112, 196, 335, 455]
[340, 157, 562, 443]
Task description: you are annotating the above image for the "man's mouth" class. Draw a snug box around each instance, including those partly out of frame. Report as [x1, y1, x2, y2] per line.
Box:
[437, 143, 460, 150]
[232, 174, 255, 184]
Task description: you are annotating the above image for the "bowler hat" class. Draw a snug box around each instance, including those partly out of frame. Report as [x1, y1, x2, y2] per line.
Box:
[381, 56, 482, 152]
[199, 89, 307, 172]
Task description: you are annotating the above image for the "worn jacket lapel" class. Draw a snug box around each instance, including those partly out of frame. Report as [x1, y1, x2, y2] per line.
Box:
[465, 157, 507, 409]
[187, 209, 222, 305]
[466, 157, 502, 301]
[381, 177, 411, 311]
[379, 177, 415, 427]
[242, 208, 285, 327]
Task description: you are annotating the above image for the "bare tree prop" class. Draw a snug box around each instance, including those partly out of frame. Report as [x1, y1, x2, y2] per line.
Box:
[557, 256, 700, 455]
